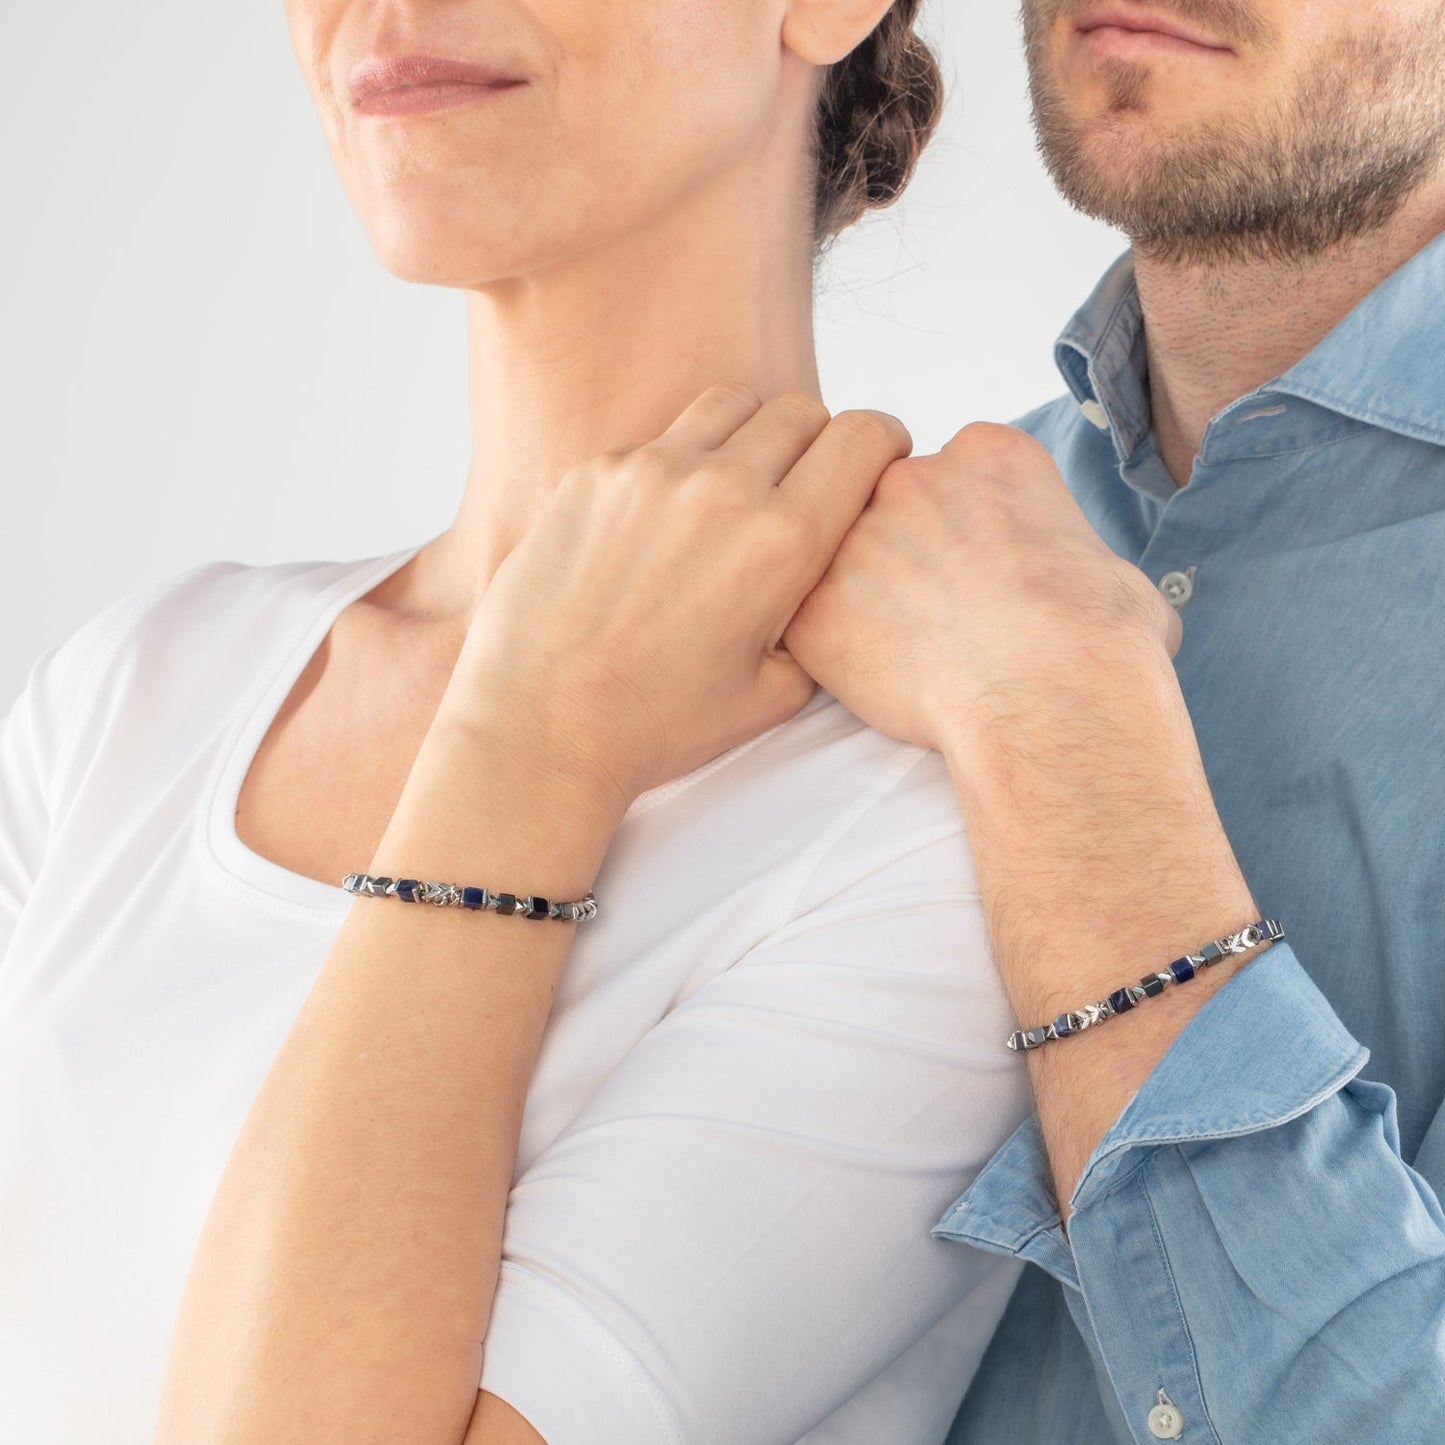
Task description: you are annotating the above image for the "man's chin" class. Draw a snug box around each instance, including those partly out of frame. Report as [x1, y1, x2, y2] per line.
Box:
[1042, 124, 1187, 204]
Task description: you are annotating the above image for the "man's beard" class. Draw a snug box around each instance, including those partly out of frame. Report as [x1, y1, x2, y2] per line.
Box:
[1023, 0, 1445, 266]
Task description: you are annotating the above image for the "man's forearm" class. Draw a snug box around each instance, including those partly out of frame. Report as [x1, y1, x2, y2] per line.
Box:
[942, 637, 1265, 1221]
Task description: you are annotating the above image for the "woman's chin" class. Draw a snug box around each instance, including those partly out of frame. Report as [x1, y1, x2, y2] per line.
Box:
[360, 208, 584, 290]
[365, 234, 523, 290]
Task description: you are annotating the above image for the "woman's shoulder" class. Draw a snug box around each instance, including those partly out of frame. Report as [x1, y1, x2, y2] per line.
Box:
[7, 552, 383, 803]
[94, 551, 362, 650]
[624, 685, 978, 930]
[25, 554, 340, 710]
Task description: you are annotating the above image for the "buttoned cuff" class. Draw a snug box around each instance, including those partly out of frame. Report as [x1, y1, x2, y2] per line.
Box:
[931, 942, 1370, 1285]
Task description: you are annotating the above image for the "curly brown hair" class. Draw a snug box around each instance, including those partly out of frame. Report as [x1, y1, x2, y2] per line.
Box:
[813, 0, 945, 245]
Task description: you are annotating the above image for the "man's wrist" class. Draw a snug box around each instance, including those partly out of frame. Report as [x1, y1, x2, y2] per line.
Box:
[936, 637, 1262, 1015]
[936, 630, 1182, 806]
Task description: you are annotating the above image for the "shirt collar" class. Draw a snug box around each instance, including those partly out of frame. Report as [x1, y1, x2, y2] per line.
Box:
[1053, 229, 1445, 461]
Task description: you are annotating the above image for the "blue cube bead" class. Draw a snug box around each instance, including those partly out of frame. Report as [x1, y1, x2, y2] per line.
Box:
[1052, 1013, 1075, 1037]
[461, 887, 487, 910]
[395, 878, 419, 902]
[527, 897, 550, 920]
[1169, 957, 1196, 984]
[1108, 988, 1136, 1014]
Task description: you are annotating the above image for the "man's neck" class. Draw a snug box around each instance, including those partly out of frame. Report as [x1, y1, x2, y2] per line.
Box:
[1135, 184, 1445, 487]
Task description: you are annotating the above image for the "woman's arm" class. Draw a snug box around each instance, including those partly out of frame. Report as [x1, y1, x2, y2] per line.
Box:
[154, 386, 912, 1445]
[154, 713, 622, 1445]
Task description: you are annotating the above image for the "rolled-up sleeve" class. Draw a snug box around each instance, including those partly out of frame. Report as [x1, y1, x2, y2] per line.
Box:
[933, 943, 1445, 1443]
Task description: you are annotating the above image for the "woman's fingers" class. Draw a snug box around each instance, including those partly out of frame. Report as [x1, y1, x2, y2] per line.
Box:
[715, 391, 835, 485]
[658, 382, 765, 453]
[450, 385, 912, 802]
[774, 410, 913, 570]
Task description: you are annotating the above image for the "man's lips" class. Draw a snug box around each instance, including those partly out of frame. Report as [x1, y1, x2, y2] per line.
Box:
[1075, 9, 1233, 53]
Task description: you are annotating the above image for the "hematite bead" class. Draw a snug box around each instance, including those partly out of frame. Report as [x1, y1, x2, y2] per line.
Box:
[395, 878, 419, 902]
[1025, 1026, 1050, 1048]
[527, 897, 550, 920]
[494, 892, 517, 914]
[1108, 988, 1136, 1015]
[1140, 974, 1167, 996]
[461, 887, 487, 910]
[371, 877, 393, 892]
[1169, 957, 1196, 984]
[1052, 1013, 1075, 1038]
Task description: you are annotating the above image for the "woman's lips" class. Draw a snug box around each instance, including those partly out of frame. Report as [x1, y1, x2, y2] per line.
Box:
[352, 80, 523, 118]
[349, 54, 527, 116]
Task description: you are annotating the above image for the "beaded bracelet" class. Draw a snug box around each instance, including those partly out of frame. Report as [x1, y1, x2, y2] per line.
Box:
[341, 872, 598, 923]
[1006, 918, 1284, 1053]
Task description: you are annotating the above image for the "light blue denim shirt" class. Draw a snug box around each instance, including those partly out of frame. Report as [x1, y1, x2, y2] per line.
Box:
[937, 233, 1445, 1443]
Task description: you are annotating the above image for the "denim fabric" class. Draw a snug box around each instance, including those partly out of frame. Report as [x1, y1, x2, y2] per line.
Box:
[935, 235, 1445, 1443]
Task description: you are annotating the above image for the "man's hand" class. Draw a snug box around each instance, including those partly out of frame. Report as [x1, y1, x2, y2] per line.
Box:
[783, 422, 1181, 759]
[785, 423, 1263, 1221]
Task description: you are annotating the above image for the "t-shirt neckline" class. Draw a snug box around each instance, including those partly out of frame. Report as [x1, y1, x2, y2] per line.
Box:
[199, 542, 427, 920]
[197, 540, 834, 921]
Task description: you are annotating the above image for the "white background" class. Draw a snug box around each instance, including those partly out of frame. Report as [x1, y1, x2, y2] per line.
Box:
[0, 3, 1124, 703]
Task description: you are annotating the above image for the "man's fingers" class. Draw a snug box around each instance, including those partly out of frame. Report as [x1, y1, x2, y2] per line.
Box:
[774, 409, 913, 564]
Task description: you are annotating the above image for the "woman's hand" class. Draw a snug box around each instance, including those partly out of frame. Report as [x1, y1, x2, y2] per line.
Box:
[438, 384, 913, 813]
[782, 421, 1183, 763]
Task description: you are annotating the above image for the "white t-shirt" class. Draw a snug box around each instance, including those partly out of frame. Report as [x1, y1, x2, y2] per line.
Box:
[0, 545, 1031, 1445]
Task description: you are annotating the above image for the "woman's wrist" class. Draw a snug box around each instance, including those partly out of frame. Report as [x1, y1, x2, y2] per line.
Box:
[369, 707, 630, 902]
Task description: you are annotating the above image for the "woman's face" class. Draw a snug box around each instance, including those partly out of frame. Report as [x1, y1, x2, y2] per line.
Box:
[285, 0, 807, 287]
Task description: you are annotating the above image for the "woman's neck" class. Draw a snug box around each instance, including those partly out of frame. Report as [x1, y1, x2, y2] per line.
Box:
[395, 179, 823, 623]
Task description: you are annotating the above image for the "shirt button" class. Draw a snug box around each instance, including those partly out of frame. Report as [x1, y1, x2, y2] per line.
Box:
[1080, 399, 1110, 431]
[1147, 1402, 1185, 1438]
[1158, 567, 1196, 609]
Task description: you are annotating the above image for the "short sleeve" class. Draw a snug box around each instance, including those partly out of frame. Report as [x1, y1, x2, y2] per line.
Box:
[478, 751, 1033, 1444]
[0, 592, 148, 963]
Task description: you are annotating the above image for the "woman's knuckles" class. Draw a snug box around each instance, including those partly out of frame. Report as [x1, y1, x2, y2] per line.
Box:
[830, 408, 912, 452]
[703, 380, 763, 410]
[768, 391, 833, 434]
